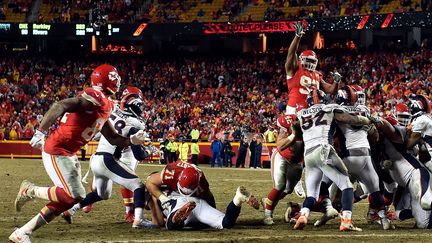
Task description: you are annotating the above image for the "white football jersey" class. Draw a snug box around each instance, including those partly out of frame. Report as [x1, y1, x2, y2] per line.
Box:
[297, 103, 342, 150]
[337, 105, 371, 150]
[411, 114, 432, 153]
[96, 105, 146, 158]
[383, 126, 418, 187]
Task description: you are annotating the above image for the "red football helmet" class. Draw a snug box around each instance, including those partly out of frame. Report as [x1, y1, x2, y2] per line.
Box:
[394, 103, 411, 127]
[120, 93, 145, 118]
[122, 86, 144, 100]
[91, 64, 121, 95]
[177, 166, 201, 196]
[299, 50, 318, 71]
[277, 114, 297, 130]
[384, 114, 399, 126]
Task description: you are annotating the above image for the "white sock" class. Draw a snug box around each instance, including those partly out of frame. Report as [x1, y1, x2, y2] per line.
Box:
[134, 207, 143, 221]
[322, 198, 334, 211]
[264, 209, 273, 216]
[68, 203, 82, 215]
[300, 207, 310, 218]
[342, 210, 352, 220]
[233, 196, 244, 207]
[32, 186, 50, 200]
[20, 214, 47, 234]
[125, 206, 132, 213]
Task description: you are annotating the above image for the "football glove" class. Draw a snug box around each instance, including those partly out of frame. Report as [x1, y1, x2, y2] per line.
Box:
[130, 130, 147, 145]
[293, 21, 305, 38]
[30, 130, 46, 151]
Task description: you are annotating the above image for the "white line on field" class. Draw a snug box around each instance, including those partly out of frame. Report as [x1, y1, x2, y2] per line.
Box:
[90, 233, 432, 243]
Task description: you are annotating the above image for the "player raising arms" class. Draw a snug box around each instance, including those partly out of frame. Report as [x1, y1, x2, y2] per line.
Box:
[10, 65, 148, 243]
[285, 21, 340, 115]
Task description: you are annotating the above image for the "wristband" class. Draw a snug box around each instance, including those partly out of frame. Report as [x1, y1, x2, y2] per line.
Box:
[37, 129, 48, 136]
[158, 194, 169, 203]
[357, 116, 370, 125]
[287, 133, 296, 142]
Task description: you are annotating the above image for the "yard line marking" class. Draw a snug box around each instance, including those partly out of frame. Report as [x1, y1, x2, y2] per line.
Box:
[90, 233, 432, 243]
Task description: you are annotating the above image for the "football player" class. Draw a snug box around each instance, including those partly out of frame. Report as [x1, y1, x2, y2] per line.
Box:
[334, 85, 393, 230]
[262, 114, 304, 225]
[406, 94, 432, 172]
[373, 112, 432, 213]
[294, 89, 371, 231]
[10, 65, 149, 243]
[145, 161, 216, 211]
[164, 186, 259, 230]
[62, 88, 156, 229]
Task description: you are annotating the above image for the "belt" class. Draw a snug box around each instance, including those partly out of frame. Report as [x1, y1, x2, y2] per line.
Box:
[95, 152, 113, 156]
[305, 145, 321, 156]
[343, 148, 371, 157]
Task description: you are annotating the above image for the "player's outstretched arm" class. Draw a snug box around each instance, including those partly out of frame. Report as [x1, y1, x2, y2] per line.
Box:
[374, 119, 404, 143]
[38, 97, 95, 132]
[285, 22, 304, 78]
[321, 71, 342, 95]
[335, 111, 370, 126]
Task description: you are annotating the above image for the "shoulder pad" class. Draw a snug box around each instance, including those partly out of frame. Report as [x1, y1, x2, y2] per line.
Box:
[81, 87, 107, 106]
[126, 116, 146, 130]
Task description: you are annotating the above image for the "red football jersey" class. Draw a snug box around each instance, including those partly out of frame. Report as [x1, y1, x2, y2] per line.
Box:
[44, 87, 114, 156]
[286, 63, 322, 110]
[161, 161, 210, 195]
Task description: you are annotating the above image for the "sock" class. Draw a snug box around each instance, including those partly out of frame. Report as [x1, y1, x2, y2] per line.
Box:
[120, 187, 134, 212]
[264, 209, 273, 217]
[80, 191, 103, 208]
[322, 197, 334, 211]
[233, 193, 245, 207]
[299, 207, 310, 218]
[302, 197, 316, 213]
[20, 214, 48, 234]
[68, 203, 81, 215]
[266, 188, 283, 211]
[134, 207, 143, 221]
[341, 188, 354, 212]
[378, 209, 386, 219]
[133, 187, 145, 208]
[222, 201, 241, 229]
[45, 187, 75, 204]
[30, 186, 50, 200]
[398, 209, 413, 220]
[342, 210, 352, 220]
[368, 191, 385, 209]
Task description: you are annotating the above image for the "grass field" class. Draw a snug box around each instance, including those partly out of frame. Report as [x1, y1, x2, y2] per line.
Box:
[1, 158, 432, 243]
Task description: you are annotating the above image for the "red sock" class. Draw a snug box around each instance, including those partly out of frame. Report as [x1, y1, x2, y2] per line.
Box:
[120, 187, 134, 210]
[47, 187, 76, 205]
[266, 188, 284, 211]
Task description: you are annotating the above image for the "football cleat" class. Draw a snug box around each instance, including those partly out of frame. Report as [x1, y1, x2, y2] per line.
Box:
[124, 211, 135, 223]
[132, 219, 158, 229]
[284, 202, 301, 223]
[82, 204, 93, 213]
[380, 217, 395, 230]
[61, 211, 74, 224]
[261, 197, 267, 211]
[15, 180, 35, 212]
[340, 219, 362, 232]
[294, 181, 306, 198]
[235, 186, 260, 209]
[314, 207, 339, 227]
[263, 212, 275, 225]
[293, 214, 308, 230]
[9, 228, 31, 243]
[172, 201, 197, 224]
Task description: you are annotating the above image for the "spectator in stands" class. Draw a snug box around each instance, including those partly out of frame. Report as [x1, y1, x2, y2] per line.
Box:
[210, 137, 223, 168]
[197, 8, 205, 17]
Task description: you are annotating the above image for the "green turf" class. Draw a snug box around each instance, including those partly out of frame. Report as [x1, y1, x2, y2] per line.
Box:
[1, 158, 431, 243]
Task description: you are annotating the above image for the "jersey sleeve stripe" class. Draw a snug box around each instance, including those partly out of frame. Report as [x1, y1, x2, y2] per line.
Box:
[82, 92, 102, 106]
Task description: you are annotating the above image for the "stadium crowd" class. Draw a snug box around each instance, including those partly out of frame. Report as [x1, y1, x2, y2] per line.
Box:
[0, 47, 431, 141]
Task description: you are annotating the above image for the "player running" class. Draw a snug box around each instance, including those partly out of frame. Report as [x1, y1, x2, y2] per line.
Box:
[62, 87, 156, 229]
[10, 65, 148, 243]
[294, 89, 371, 231]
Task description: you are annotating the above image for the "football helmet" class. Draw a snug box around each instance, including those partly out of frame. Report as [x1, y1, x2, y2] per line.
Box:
[336, 85, 357, 106]
[299, 50, 318, 71]
[351, 84, 366, 105]
[122, 86, 144, 100]
[307, 89, 329, 106]
[394, 103, 411, 127]
[277, 114, 297, 130]
[120, 93, 145, 119]
[177, 166, 200, 196]
[91, 64, 121, 95]
[409, 94, 431, 118]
